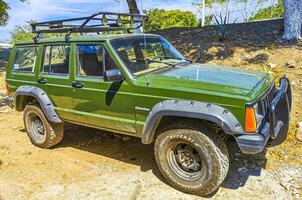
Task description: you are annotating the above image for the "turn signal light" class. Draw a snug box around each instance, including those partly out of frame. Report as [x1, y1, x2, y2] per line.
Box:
[245, 107, 257, 133]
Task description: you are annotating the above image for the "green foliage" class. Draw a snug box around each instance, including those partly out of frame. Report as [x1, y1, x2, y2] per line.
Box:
[144, 9, 200, 32]
[0, 0, 9, 26]
[214, 12, 237, 40]
[249, 1, 283, 21]
[205, 15, 214, 26]
[0, 0, 27, 26]
[10, 21, 73, 44]
[10, 21, 34, 44]
[204, 0, 230, 7]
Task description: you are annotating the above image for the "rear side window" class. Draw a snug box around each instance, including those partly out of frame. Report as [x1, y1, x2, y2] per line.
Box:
[13, 46, 38, 72]
[42, 45, 70, 75]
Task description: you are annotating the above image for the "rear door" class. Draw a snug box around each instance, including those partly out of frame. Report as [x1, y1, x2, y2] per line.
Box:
[71, 42, 136, 135]
[37, 44, 76, 121]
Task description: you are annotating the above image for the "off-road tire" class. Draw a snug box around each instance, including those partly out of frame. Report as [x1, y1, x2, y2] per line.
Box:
[23, 105, 64, 148]
[154, 120, 229, 196]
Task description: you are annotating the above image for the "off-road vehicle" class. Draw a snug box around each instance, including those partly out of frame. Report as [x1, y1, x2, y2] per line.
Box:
[4, 12, 292, 196]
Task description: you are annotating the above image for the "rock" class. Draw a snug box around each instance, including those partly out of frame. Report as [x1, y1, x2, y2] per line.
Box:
[285, 61, 296, 69]
[296, 123, 302, 142]
[268, 62, 277, 69]
[291, 81, 296, 86]
[244, 54, 250, 59]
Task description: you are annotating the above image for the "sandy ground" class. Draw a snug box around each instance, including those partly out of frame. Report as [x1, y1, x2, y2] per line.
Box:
[0, 29, 302, 199]
[0, 107, 301, 200]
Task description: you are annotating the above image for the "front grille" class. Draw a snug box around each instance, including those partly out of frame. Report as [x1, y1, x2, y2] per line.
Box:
[259, 85, 276, 117]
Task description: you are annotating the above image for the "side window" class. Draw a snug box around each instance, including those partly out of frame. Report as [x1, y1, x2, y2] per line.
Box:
[42, 45, 70, 75]
[13, 46, 38, 72]
[77, 44, 104, 77]
[105, 50, 118, 71]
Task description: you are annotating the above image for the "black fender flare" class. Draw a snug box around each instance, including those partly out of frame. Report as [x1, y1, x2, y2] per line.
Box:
[142, 100, 244, 144]
[15, 86, 62, 124]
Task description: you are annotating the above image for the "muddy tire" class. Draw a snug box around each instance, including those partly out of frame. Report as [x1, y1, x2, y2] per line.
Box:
[23, 105, 64, 148]
[154, 120, 229, 196]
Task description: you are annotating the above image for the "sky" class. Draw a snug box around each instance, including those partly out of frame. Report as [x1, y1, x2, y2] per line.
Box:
[0, 0, 270, 42]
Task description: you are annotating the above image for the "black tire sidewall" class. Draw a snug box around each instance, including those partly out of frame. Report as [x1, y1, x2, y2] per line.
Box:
[155, 128, 225, 195]
[24, 105, 52, 148]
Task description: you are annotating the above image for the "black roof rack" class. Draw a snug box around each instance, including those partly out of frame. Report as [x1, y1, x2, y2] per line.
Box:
[31, 11, 146, 42]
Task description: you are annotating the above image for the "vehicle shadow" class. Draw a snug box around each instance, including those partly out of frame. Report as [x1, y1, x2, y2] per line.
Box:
[56, 125, 267, 192]
[57, 124, 166, 182]
[221, 138, 267, 190]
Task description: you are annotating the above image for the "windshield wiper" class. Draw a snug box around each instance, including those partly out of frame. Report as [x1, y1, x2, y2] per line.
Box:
[147, 59, 177, 68]
[147, 57, 191, 67]
[162, 56, 192, 63]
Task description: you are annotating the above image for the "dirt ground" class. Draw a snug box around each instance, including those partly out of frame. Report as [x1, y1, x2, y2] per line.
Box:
[0, 28, 302, 200]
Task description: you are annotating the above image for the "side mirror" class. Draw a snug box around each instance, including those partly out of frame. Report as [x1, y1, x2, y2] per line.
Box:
[104, 69, 124, 82]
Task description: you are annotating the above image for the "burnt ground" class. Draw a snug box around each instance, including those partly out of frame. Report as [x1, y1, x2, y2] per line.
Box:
[0, 21, 302, 199]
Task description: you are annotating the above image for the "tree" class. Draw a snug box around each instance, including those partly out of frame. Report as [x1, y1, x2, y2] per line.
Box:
[282, 0, 302, 41]
[144, 9, 200, 32]
[0, 0, 27, 26]
[10, 21, 68, 44]
[0, 0, 9, 26]
[126, 0, 139, 14]
[249, 0, 284, 21]
[10, 21, 33, 44]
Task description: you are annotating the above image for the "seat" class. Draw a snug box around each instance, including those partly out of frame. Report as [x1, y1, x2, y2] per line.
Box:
[80, 53, 102, 76]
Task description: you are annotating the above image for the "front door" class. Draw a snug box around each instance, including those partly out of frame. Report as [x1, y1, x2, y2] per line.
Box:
[38, 44, 77, 121]
[71, 43, 136, 135]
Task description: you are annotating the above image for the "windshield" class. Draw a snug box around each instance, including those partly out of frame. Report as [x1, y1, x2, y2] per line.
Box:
[110, 36, 187, 76]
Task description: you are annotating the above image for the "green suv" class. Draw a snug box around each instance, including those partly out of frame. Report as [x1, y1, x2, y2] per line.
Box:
[4, 13, 292, 196]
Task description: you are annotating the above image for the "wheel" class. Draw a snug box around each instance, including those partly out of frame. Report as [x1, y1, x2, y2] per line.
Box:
[154, 120, 229, 196]
[23, 105, 64, 148]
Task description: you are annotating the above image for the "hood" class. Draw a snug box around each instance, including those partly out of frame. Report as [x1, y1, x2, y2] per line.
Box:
[143, 64, 270, 96]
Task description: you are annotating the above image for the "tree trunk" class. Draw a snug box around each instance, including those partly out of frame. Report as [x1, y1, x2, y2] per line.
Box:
[282, 0, 302, 41]
[126, 0, 139, 14]
[126, 0, 142, 33]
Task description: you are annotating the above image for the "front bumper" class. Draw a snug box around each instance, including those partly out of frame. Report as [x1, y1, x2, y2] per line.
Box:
[235, 77, 292, 154]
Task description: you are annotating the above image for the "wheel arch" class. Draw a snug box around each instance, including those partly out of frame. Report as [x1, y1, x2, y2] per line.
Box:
[141, 100, 244, 144]
[15, 85, 62, 124]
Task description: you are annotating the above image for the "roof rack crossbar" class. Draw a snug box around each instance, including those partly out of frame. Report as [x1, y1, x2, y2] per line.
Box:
[31, 11, 146, 42]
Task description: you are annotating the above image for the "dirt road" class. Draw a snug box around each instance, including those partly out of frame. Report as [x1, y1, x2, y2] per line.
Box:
[1, 27, 302, 199]
[0, 105, 301, 200]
